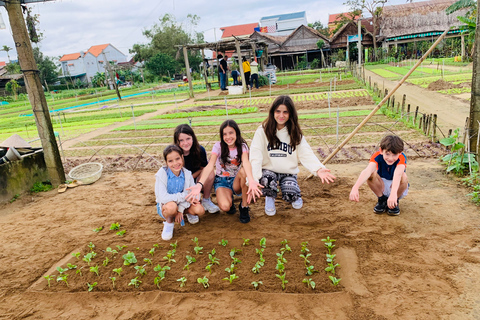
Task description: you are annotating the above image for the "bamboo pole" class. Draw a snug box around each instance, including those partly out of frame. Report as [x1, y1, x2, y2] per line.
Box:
[322, 29, 450, 165]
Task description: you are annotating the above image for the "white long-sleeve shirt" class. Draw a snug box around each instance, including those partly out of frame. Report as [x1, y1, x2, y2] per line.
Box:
[249, 125, 326, 181]
[154, 167, 195, 213]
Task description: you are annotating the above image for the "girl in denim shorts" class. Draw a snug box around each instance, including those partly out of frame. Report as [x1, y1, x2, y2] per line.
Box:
[186, 120, 262, 223]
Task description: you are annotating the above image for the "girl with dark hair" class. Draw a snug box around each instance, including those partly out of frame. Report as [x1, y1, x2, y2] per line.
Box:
[173, 124, 219, 213]
[186, 120, 262, 223]
[249, 95, 335, 216]
[155, 145, 205, 240]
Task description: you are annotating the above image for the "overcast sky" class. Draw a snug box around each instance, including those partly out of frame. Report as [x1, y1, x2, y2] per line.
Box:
[0, 0, 409, 62]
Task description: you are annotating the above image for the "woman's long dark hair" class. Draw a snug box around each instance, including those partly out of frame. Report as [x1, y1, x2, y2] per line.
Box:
[219, 120, 246, 166]
[262, 95, 303, 151]
[173, 124, 201, 161]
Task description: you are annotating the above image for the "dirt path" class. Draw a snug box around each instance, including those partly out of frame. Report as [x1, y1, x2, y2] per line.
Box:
[1, 159, 480, 319]
[364, 68, 470, 136]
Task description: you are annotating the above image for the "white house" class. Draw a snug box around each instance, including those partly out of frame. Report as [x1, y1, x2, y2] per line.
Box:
[59, 44, 127, 84]
[259, 11, 308, 36]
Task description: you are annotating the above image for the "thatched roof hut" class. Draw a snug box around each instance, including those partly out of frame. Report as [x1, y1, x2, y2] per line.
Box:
[380, 0, 467, 39]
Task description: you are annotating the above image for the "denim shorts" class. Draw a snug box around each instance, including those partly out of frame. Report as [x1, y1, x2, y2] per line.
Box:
[214, 176, 241, 196]
[156, 203, 185, 226]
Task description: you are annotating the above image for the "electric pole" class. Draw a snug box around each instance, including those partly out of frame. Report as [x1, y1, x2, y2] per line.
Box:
[4, 0, 65, 185]
[102, 52, 122, 100]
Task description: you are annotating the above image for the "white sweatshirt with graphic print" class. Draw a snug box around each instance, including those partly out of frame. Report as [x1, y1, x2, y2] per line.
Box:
[249, 125, 326, 181]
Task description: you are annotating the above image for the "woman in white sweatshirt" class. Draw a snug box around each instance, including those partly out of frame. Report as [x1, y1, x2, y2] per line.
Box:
[249, 95, 336, 216]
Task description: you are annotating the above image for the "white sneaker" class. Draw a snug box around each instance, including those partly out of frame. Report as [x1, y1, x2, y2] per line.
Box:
[186, 213, 199, 224]
[292, 197, 303, 209]
[265, 196, 276, 216]
[161, 221, 174, 241]
[202, 198, 220, 213]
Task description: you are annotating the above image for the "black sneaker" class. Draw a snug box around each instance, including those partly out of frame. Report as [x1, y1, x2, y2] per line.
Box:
[239, 203, 251, 223]
[374, 195, 388, 214]
[387, 201, 400, 216]
[226, 201, 236, 215]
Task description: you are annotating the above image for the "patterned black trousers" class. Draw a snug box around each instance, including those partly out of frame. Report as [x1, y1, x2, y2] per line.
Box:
[259, 169, 301, 203]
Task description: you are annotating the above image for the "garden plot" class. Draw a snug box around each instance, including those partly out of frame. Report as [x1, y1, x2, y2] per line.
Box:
[32, 237, 342, 294]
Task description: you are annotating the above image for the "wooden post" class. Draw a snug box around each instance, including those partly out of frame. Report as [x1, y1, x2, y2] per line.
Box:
[201, 48, 209, 89]
[182, 46, 194, 98]
[426, 114, 431, 136]
[396, 102, 400, 114]
[433, 114, 437, 142]
[414, 106, 419, 125]
[407, 104, 411, 122]
[5, 0, 65, 185]
[391, 96, 395, 111]
[401, 94, 406, 116]
[419, 115, 423, 129]
[235, 39, 247, 94]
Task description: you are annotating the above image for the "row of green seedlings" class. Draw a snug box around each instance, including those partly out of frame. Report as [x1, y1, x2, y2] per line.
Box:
[93, 222, 126, 236]
[275, 239, 292, 290]
[44, 241, 181, 291]
[197, 237, 251, 288]
[322, 237, 341, 286]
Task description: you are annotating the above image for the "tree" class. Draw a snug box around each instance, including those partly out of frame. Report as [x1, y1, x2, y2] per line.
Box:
[308, 21, 330, 37]
[130, 13, 204, 75]
[145, 52, 178, 77]
[446, 0, 477, 57]
[331, 11, 361, 35]
[317, 40, 326, 68]
[467, 1, 480, 162]
[5, 62, 20, 74]
[91, 72, 106, 87]
[33, 47, 58, 85]
[5, 79, 20, 100]
[344, 0, 387, 61]
[1, 45, 12, 62]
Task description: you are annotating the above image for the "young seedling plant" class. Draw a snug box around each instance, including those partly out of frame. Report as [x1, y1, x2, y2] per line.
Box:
[192, 237, 203, 255]
[197, 276, 209, 289]
[154, 265, 170, 281]
[300, 253, 312, 266]
[251, 281, 263, 290]
[56, 274, 69, 287]
[116, 230, 126, 236]
[219, 239, 228, 247]
[300, 241, 310, 254]
[87, 242, 95, 251]
[329, 276, 341, 286]
[134, 264, 147, 276]
[321, 236, 336, 254]
[110, 222, 120, 231]
[122, 251, 137, 266]
[144, 258, 152, 265]
[56, 266, 68, 274]
[87, 282, 97, 292]
[83, 252, 96, 266]
[276, 272, 288, 290]
[149, 248, 155, 257]
[110, 277, 116, 289]
[306, 265, 318, 276]
[90, 265, 99, 276]
[170, 241, 178, 249]
[113, 267, 122, 276]
[177, 277, 187, 287]
[325, 263, 339, 275]
[116, 245, 127, 251]
[72, 252, 81, 260]
[303, 278, 316, 290]
[93, 226, 103, 233]
[163, 249, 176, 263]
[242, 238, 250, 246]
[326, 253, 336, 263]
[184, 255, 196, 270]
[103, 257, 110, 267]
[44, 275, 54, 287]
[223, 274, 239, 284]
[259, 237, 267, 248]
[206, 251, 220, 273]
[129, 277, 142, 288]
[106, 247, 118, 256]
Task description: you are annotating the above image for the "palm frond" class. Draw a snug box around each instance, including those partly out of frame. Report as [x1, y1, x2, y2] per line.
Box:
[446, 0, 476, 14]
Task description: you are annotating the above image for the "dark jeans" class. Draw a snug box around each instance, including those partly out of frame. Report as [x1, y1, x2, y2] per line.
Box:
[219, 72, 227, 90]
[250, 73, 259, 89]
[232, 71, 239, 85]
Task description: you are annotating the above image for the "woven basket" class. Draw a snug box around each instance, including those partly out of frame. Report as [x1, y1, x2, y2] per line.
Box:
[68, 162, 103, 185]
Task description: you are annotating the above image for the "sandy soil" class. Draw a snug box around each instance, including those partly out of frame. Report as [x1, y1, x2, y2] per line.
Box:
[1, 159, 480, 319]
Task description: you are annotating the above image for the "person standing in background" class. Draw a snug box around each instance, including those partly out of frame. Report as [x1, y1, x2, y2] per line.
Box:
[242, 57, 251, 90]
[219, 54, 228, 91]
[250, 58, 259, 89]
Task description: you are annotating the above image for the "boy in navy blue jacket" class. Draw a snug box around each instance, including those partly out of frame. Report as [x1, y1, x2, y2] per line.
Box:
[349, 135, 409, 215]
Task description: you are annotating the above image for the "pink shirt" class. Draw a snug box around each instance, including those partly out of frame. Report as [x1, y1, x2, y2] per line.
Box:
[211, 141, 248, 177]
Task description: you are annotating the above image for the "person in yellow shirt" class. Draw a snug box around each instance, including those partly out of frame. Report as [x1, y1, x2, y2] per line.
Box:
[242, 57, 251, 89]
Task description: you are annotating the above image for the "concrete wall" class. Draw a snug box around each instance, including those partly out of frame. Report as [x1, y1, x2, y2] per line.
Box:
[0, 152, 49, 203]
